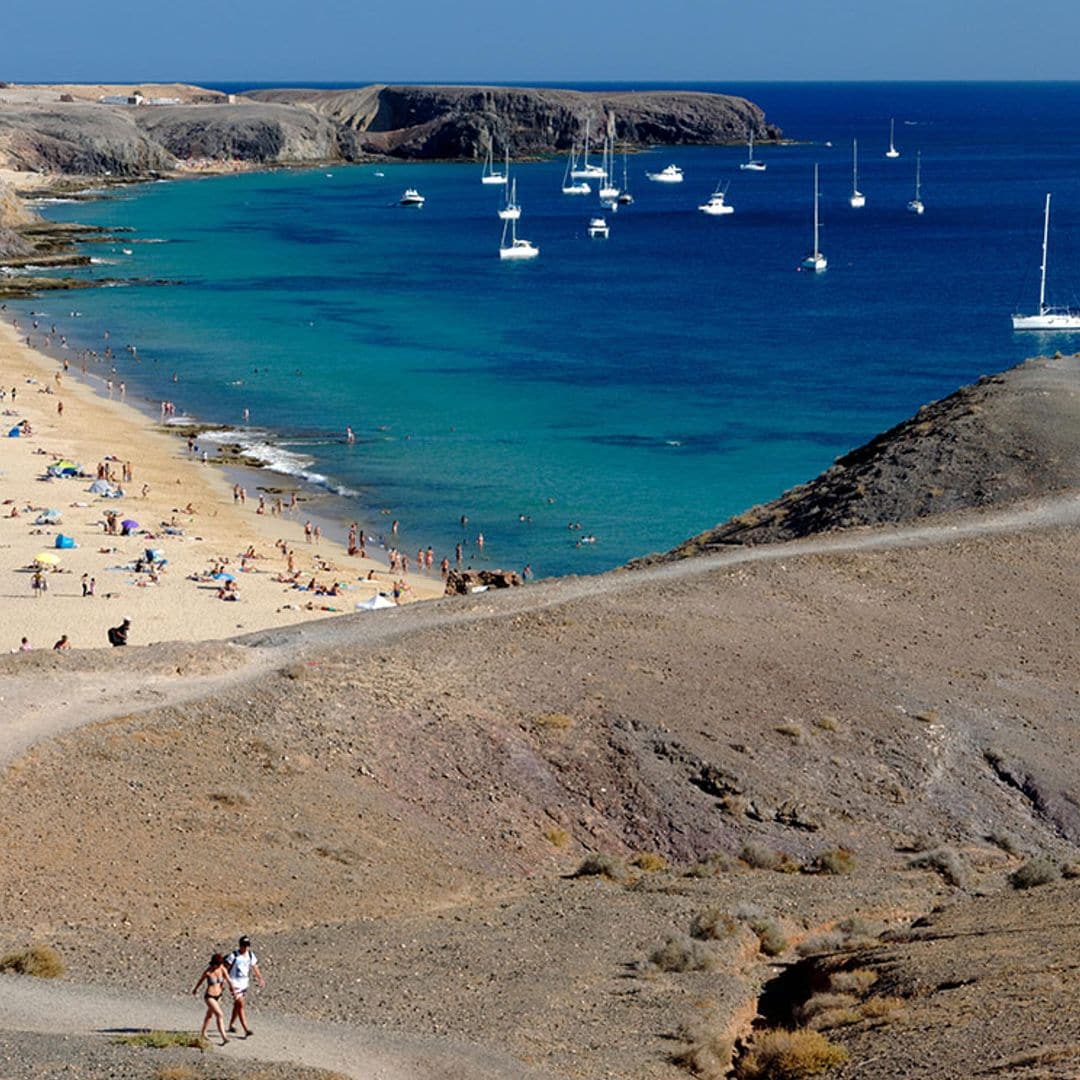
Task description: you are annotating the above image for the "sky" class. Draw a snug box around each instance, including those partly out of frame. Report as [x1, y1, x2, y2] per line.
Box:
[2, 0, 1078, 84]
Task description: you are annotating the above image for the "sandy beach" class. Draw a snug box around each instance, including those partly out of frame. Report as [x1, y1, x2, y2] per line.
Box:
[0, 317, 443, 652]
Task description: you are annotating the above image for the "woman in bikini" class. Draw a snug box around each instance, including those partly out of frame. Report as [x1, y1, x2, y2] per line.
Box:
[192, 952, 235, 1044]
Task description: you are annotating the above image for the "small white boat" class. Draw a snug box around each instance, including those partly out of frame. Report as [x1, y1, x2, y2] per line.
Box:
[498, 178, 521, 221]
[499, 215, 538, 260]
[481, 143, 508, 186]
[399, 189, 425, 206]
[849, 138, 866, 208]
[647, 164, 684, 183]
[800, 164, 827, 272]
[617, 150, 634, 204]
[886, 118, 900, 159]
[571, 118, 606, 179]
[1012, 193, 1080, 330]
[699, 184, 734, 216]
[739, 128, 767, 172]
[587, 216, 609, 238]
[562, 148, 591, 194]
[598, 137, 620, 200]
[907, 151, 924, 214]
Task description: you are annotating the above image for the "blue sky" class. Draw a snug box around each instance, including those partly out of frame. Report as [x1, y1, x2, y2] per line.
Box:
[2, 0, 1076, 83]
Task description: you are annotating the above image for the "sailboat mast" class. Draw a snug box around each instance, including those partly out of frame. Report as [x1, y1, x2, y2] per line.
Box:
[1039, 193, 1051, 313]
[852, 138, 858, 189]
[813, 164, 819, 256]
[915, 151, 921, 199]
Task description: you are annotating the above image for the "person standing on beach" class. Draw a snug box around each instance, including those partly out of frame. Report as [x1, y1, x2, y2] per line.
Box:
[192, 952, 235, 1046]
[225, 935, 265, 1037]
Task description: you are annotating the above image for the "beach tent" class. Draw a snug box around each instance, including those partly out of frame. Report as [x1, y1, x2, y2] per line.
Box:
[211, 571, 235, 583]
[34, 509, 62, 524]
[356, 593, 396, 611]
[7, 426, 21, 438]
[34, 552, 61, 566]
[47, 460, 80, 477]
[88, 479, 115, 495]
[120, 518, 139, 531]
[55, 534, 77, 549]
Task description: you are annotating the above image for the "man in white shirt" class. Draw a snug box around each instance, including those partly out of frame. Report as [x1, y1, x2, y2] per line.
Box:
[225, 934, 265, 1036]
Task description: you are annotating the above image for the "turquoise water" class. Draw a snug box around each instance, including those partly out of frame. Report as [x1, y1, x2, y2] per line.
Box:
[15, 83, 1080, 575]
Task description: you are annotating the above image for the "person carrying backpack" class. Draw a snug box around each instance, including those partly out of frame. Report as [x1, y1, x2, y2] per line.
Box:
[225, 935, 265, 1036]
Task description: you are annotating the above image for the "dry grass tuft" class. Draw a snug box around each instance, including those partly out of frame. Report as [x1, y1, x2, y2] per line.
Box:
[685, 852, 735, 877]
[533, 712, 574, 732]
[814, 714, 840, 732]
[208, 789, 251, 808]
[114, 1031, 207, 1049]
[673, 1002, 733, 1079]
[543, 825, 571, 848]
[775, 723, 805, 740]
[808, 848, 856, 875]
[859, 995, 905, 1019]
[985, 830, 1024, 856]
[908, 846, 966, 886]
[795, 932, 848, 958]
[913, 707, 939, 723]
[1009, 857, 1060, 890]
[828, 968, 878, 994]
[572, 853, 626, 881]
[650, 934, 720, 973]
[632, 851, 668, 873]
[736, 1027, 848, 1079]
[0, 944, 65, 978]
[155, 1067, 198, 1080]
[741, 843, 799, 873]
[745, 916, 788, 957]
[690, 908, 741, 941]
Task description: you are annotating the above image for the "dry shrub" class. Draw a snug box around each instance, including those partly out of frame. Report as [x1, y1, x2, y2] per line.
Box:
[155, 1068, 198, 1080]
[828, 968, 878, 994]
[534, 712, 574, 731]
[632, 851, 668, 872]
[315, 846, 359, 866]
[543, 826, 570, 848]
[573, 853, 625, 881]
[795, 932, 847, 958]
[1062, 862, 1080, 880]
[775, 723, 804, 740]
[814, 714, 840, 732]
[737, 1027, 848, 1079]
[686, 852, 735, 877]
[208, 789, 251, 808]
[914, 708, 939, 723]
[809, 848, 856, 875]
[860, 995, 904, 1019]
[741, 843, 798, 873]
[114, 1031, 206, 1049]
[650, 934, 719, 973]
[985, 830, 1024, 856]
[0, 944, 65, 978]
[1009, 858, 1060, 890]
[720, 794, 749, 817]
[908, 846, 965, 886]
[745, 917, 787, 957]
[673, 1003, 733, 1079]
[796, 993, 858, 1024]
[691, 908, 741, 941]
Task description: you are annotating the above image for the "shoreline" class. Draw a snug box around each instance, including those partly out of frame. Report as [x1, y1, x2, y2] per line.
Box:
[0, 316, 445, 652]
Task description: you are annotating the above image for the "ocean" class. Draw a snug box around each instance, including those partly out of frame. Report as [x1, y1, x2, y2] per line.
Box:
[13, 82, 1080, 577]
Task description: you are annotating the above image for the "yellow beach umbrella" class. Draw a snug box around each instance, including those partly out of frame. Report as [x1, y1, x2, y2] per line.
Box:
[34, 552, 61, 566]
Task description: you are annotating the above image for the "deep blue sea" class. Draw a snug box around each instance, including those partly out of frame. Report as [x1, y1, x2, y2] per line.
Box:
[14, 82, 1080, 576]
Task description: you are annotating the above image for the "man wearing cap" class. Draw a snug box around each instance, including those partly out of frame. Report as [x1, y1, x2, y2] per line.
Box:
[225, 935, 265, 1036]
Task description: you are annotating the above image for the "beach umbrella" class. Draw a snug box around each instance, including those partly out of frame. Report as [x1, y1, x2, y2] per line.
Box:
[34, 552, 61, 565]
[121, 519, 140, 530]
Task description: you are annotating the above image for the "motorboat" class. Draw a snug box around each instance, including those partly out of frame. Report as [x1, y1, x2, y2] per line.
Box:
[699, 185, 734, 215]
[399, 189, 425, 206]
[647, 164, 684, 183]
[587, 216, 609, 238]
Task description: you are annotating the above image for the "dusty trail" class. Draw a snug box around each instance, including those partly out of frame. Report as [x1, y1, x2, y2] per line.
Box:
[0, 976, 554, 1079]
[3, 492, 1078, 770]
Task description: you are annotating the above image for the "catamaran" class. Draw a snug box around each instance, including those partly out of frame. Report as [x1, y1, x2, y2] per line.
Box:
[1012, 193, 1080, 330]
[739, 128, 766, 172]
[886, 118, 900, 159]
[699, 183, 734, 216]
[849, 138, 865, 208]
[571, 118, 606, 179]
[499, 213, 538, 260]
[906, 151, 924, 214]
[498, 177, 521, 221]
[587, 216, 609, 238]
[800, 164, 827, 272]
[481, 143, 508, 185]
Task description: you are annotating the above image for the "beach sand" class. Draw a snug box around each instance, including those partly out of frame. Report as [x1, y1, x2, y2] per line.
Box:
[0, 317, 443, 652]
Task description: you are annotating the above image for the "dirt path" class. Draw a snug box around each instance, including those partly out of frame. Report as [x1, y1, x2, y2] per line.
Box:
[0, 976, 553, 1079]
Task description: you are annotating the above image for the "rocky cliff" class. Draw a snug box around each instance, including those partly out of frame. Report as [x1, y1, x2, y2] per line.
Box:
[247, 84, 777, 158]
[0, 83, 776, 178]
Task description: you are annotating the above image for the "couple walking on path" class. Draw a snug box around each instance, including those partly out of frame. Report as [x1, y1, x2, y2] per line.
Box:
[191, 935, 266, 1045]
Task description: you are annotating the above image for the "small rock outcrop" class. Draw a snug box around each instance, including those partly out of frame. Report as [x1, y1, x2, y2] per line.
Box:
[444, 569, 523, 595]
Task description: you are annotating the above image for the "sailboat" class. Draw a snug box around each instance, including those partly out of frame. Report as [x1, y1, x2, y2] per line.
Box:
[800, 164, 827, 272]
[598, 135, 620, 201]
[481, 142, 508, 185]
[571, 118, 606, 179]
[885, 118, 900, 159]
[498, 177, 521, 221]
[562, 146, 590, 194]
[499, 212, 538, 260]
[1012, 193, 1080, 330]
[906, 151, 924, 214]
[849, 138, 866, 208]
[739, 127, 766, 172]
[617, 149, 634, 204]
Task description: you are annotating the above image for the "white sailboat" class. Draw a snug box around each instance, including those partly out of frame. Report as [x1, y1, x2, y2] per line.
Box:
[849, 138, 866, 208]
[598, 136, 620, 201]
[699, 182, 734, 216]
[800, 164, 827, 272]
[617, 150, 634, 204]
[499, 213, 538, 260]
[885, 118, 900, 159]
[562, 147, 590, 194]
[498, 177, 521, 221]
[481, 142, 508, 185]
[1012, 193, 1080, 330]
[739, 128, 766, 172]
[907, 151, 924, 214]
[571, 118, 606, 179]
